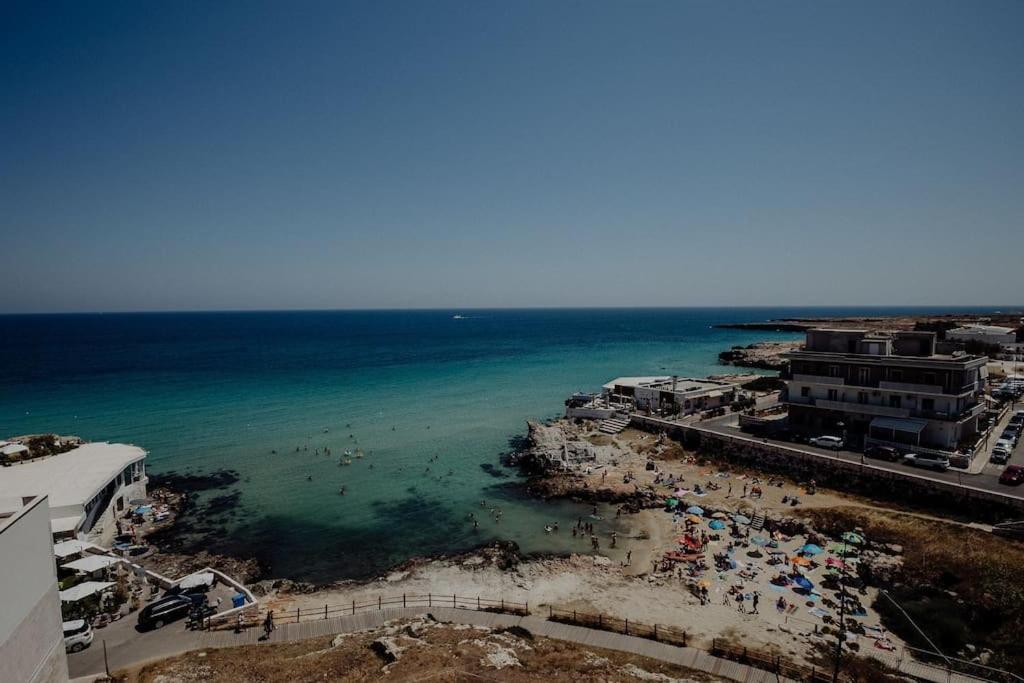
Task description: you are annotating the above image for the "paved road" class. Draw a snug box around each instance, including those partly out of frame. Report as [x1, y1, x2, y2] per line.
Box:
[674, 413, 1024, 504]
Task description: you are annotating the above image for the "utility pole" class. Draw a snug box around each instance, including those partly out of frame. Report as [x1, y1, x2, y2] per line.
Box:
[879, 590, 950, 668]
[831, 541, 848, 683]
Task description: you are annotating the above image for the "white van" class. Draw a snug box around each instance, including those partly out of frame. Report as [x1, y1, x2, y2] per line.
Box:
[63, 619, 94, 653]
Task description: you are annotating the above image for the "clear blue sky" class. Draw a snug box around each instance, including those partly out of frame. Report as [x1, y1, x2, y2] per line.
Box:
[2, 1, 1021, 312]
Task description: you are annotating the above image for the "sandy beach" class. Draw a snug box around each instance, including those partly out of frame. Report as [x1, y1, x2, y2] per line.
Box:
[256, 424, 902, 666]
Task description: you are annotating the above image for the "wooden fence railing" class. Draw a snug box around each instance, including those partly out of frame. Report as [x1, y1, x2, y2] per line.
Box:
[206, 593, 528, 630]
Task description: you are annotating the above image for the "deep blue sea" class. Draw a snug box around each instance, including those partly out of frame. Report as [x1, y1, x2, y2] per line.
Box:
[0, 307, 1005, 581]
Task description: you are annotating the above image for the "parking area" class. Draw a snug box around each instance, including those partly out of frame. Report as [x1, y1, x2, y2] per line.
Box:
[980, 407, 1024, 479]
[691, 412, 1024, 500]
[67, 581, 243, 677]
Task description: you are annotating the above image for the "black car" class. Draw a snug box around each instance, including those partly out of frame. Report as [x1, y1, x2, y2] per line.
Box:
[864, 445, 901, 462]
[137, 594, 200, 630]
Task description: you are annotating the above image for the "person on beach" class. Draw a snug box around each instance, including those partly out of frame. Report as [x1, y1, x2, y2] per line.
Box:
[735, 593, 745, 613]
[751, 592, 760, 614]
[626, 549, 632, 565]
[727, 483, 732, 497]
[263, 611, 275, 639]
[610, 532, 617, 548]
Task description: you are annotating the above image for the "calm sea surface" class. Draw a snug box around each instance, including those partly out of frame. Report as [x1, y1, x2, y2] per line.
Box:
[0, 307, 1000, 580]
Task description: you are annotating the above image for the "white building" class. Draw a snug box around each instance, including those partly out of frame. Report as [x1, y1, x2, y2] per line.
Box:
[600, 376, 738, 416]
[0, 442, 147, 544]
[947, 324, 1017, 347]
[0, 495, 69, 683]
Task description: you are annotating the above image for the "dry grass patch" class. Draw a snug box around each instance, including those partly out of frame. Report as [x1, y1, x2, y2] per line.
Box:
[121, 619, 725, 682]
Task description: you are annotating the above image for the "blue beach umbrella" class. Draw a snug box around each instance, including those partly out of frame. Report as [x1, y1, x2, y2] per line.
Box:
[801, 543, 824, 556]
[751, 536, 769, 547]
[733, 515, 752, 525]
[685, 506, 704, 515]
[709, 520, 726, 530]
[792, 576, 814, 591]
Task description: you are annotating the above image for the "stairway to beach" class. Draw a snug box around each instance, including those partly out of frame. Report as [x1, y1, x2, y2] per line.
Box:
[599, 417, 631, 434]
[750, 510, 765, 531]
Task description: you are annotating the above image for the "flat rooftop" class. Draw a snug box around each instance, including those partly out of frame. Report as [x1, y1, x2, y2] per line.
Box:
[603, 376, 734, 393]
[0, 442, 145, 509]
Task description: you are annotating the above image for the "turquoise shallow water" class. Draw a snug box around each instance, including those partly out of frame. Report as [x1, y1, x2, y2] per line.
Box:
[0, 307, 992, 580]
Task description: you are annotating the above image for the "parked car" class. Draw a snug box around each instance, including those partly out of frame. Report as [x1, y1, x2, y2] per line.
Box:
[63, 619, 93, 653]
[1010, 413, 1024, 427]
[809, 435, 844, 450]
[991, 444, 1011, 465]
[902, 453, 950, 472]
[864, 445, 901, 462]
[1003, 424, 1021, 439]
[137, 594, 195, 630]
[999, 465, 1024, 486]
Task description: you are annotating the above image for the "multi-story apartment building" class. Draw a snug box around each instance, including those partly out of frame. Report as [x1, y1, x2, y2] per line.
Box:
[781, 329, 987, 453]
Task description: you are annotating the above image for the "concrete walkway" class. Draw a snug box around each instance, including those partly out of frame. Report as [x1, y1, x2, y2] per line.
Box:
[71, 606, 799, 682]
[69, 605, 995, 683]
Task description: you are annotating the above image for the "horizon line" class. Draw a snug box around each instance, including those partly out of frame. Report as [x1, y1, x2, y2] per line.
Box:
[2, 304, 1022, 317]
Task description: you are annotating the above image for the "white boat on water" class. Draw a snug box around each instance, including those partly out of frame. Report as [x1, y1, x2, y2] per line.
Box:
[452, 315, 464, 320]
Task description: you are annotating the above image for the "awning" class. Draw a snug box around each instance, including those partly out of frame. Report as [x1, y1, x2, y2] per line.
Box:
[63, 555, 119, 573]
[60, 581, 114, 602]
[869, 417, 928, 434]
[53, 539, 102, 559]
[177, 572, 215, 590]
[51, 515, 83, 534]
[706, 390, 724, 398]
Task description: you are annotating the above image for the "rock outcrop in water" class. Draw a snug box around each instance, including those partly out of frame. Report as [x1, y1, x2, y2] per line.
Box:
[717, 341, 799, 371]
[508, 421, 596, 474]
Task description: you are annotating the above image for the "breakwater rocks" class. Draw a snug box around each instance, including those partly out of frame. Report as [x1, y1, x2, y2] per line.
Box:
[718, 341, 799, 370]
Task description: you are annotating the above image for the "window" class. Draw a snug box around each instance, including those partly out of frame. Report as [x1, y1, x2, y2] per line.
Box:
[923, 372, 935, 386]
[858, 368, 870, 385]
[828, 365, 841, 378]
[827, 389, 838, 401]
[800, 387, 810, 398]
[888, 369, 903, 382]
[889, 395, 902, 408]
[857, 392, 868, 404]
[922, 398, 935, 411]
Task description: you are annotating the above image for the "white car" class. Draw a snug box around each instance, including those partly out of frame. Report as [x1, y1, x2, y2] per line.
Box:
[809, 436, 844, 450]
[903, 453, 950, 472]
[63, 619, 93, 653]
[992, 445, 1011, 465]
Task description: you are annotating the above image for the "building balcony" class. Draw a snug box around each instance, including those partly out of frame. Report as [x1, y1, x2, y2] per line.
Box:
[791, 374, 845, 386]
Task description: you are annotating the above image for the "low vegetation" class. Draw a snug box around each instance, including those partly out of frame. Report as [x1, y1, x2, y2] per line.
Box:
[121, 619, 724, 682]
[804, 506, 1024, 672]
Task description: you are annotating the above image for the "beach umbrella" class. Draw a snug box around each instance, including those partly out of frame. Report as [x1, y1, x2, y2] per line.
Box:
[841, 532, 865, 545]
[801, 543, 824, 556]
[685, 505, 704, 515]
[733, 515, 752, 525]
[686, 515, 702, 524]
[751, 536, 769, 547]
[665, 498, 679, 508]
[709, 520, 726, 530]
[825, 557, 849, 570]
[791, 556, 812, 567]
[711, 512, 728, 519]
[792, 576, 814, 591]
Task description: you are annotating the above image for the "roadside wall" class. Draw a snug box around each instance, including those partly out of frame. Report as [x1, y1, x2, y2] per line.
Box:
[631, 415, 1024, 520]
